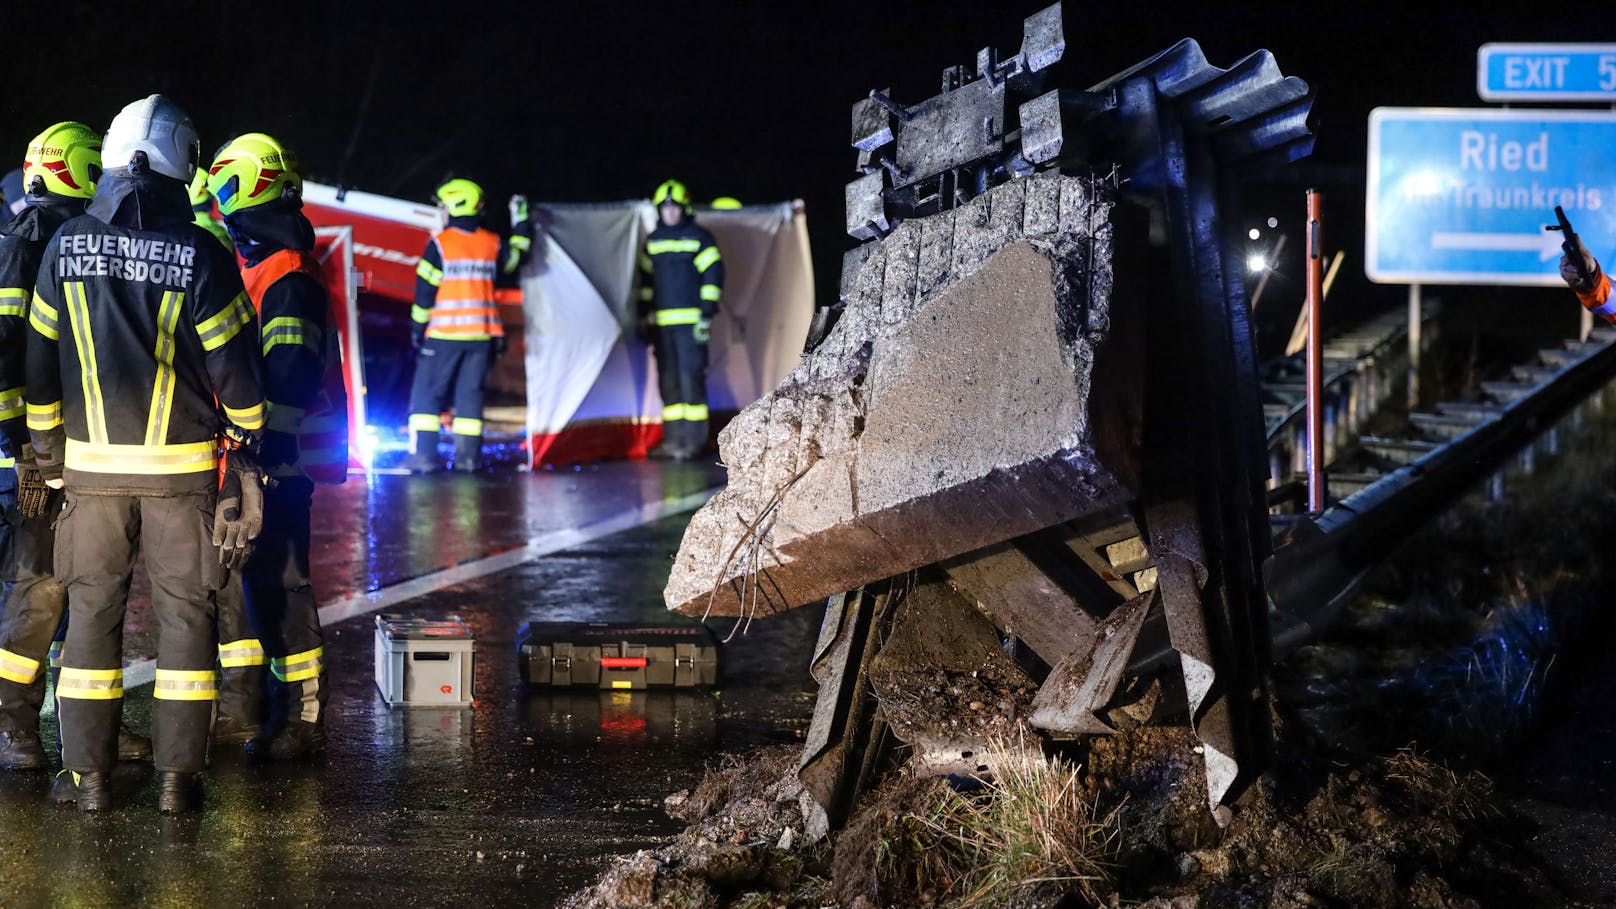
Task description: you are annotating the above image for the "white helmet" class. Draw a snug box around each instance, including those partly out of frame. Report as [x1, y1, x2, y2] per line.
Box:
[102, 94, 200, 183]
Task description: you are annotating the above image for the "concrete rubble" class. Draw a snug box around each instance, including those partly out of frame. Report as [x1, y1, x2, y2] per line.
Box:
[665, 172, 1144, 619]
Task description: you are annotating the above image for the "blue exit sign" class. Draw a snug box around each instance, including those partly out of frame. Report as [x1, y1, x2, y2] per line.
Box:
[1479, 43, 1616, 101]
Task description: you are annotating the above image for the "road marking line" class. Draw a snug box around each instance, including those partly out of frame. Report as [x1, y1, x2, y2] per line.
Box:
[116, 485, 720, 691]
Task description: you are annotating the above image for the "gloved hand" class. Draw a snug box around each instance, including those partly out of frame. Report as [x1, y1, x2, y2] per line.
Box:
[14, 442, 51, 518]
[491, 334, 508, 358]
[693, 317, 712, 345]
[31, 434, 64, 490]
[213, 446, 264, 570]
[1560, 236, 1600, 290]
[509, 194, 529, 228]
[261, 429, 298, 471]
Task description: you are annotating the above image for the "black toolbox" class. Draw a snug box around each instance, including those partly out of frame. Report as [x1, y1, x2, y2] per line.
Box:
[517, 622, 719, 689]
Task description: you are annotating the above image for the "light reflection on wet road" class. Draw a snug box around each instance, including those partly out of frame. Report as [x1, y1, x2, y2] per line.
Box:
[0, 462, 821, 907]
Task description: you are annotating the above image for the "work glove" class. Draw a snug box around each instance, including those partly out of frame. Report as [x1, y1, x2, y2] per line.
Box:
[693, 317, 712, 345]
[14, 443, 51, 519]
[31, 432, 64, 490]
[213, 446, 264, 570]
[1560, 236, 1600, 291]
[508, 194, 529, 229]
[261, 429, 298, 471]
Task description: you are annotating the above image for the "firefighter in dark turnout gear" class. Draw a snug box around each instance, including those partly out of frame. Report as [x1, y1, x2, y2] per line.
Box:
[208, 132, 345, 760]
[638, 180, 723, 460]
[29, 95, 266, 812]
[405, 179, 533, 472]
[0, 122, 153, 771]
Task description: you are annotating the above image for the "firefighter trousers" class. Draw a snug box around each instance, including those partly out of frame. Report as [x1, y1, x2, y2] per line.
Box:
[240, 476, 326, 729]
[55, 492, 218, 774]
[215, 570, 266, 731]
[407, 338, 490, 441]
[0, 486, 66, 734]
[654, 324, 709, 453]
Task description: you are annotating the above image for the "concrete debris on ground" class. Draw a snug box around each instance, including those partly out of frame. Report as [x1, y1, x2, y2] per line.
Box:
[665, 173, 1142, 619]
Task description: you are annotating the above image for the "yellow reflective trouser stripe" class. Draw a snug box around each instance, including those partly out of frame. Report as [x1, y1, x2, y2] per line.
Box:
[28, 293, 58, 340]
[26, 400, 62, 432]
[267, 402, 306, 433]
[64, 282, 109, 445]
[663, 403, 687, 422]
[409, 413, 442, 432]
[693, 246, 721, 272]
[647, 239, 702, 255]
[0, 287, 25, 317]
[58, 667, 123, 700]
[654, 308, 702, 326]
[223, 401, 266, 431]
[451, 417, 482, 436]
[198, 292, 254, 352]
[65, 439, 218, 475]
[685, 404, 709, 421]
[154, 668, 219, 701]
[0, 386, 23, 422]
[699, 285, 721, 302]
[416, 259, 443, 286]
[47, 642, 62, 669]
[0, 647, 40, 685]
[0, 458, 11, 468]
[272, 646, 324, 683]
[145, 290, 184, 446]
[218, 639, 266, 668]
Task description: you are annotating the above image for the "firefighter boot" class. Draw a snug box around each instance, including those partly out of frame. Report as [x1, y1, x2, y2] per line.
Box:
[405, 430, 442, 474]
[118, 725, 153, 761]
[52, 770, 111, 811]
[157, 771, 203, 814]
[452, 435, 481, 473]
[211, 714, 259, 748]
[0, 730, 47, 770]
[649, 421, 682, 460]
[247, 719, 326, 762]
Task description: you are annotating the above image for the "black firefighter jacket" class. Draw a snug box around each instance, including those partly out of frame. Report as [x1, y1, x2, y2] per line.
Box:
[25, 170, 265, 495]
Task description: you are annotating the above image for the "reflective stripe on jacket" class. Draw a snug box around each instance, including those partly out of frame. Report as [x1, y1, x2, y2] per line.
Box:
[420, 228, 503, 341]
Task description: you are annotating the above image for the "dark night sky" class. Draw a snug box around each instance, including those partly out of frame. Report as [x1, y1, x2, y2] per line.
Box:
[11, 1, 1602, 332]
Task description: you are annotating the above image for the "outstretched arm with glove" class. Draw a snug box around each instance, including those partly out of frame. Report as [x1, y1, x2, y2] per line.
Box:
[1561, 236, 1615, 323]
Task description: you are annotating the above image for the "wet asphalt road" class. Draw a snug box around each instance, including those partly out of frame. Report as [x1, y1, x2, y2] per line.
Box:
[0, 461, 822, 908]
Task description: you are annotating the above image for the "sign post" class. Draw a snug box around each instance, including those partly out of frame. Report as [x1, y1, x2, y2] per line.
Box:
[1366, 107, 1616, 287]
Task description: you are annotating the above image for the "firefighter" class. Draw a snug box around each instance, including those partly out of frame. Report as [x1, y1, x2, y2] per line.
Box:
[189, 168, 231, 250]
[208, 132, 346, 760]
[0, 122, 152, 770]
[404, 179, 533, 473]
[1561, 236, 1616, 322]
[28, 95, 266, 812]
[637, 180, 723, 460]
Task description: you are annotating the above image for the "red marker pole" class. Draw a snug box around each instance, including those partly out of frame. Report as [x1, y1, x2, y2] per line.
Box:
[1305, 190, 1326, 513]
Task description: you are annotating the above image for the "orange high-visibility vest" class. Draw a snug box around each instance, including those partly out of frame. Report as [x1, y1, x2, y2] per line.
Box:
[427, 227, 504, 341]
[241, 249, 350, 485]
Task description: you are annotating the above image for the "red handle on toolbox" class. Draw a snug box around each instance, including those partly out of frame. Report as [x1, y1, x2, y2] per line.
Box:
[601, 656, 648, 670]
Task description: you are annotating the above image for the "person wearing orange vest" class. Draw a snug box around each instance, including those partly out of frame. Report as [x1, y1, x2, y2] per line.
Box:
[405, 178, 533, 472]
[206, 133, 347, 760]
[1561, 235, 1616, 323]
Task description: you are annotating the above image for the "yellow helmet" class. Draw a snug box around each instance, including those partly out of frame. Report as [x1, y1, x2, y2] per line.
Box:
[653, 179, 690, 208]
[434, 178, 484, 217]
[710, 196, 742, 210]
[187, 168, 212, 210]
[206, 132, 301, 217]
[23, 121, 101, 199]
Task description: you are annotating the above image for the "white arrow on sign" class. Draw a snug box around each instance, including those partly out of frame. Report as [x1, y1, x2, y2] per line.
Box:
[1430, 230, 1565, 261]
